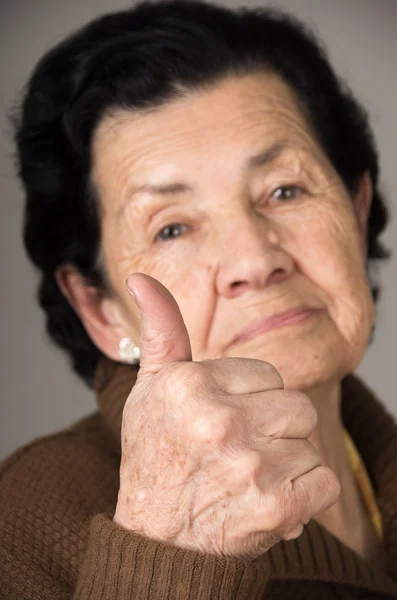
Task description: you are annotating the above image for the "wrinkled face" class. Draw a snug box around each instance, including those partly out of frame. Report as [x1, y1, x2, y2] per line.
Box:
[92, 73, 374, 390]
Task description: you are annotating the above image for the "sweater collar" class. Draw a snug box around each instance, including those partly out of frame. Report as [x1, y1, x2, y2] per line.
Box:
[95, 357, 397, 596]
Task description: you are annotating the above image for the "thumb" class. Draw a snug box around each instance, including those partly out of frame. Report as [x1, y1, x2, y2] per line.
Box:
[126, 273, 192, 378]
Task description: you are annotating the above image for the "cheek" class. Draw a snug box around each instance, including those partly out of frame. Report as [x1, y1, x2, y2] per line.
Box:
[148, 261, 216, 353]
[293, 202, 374, 346]
[294, 198, 363, 281]
[104, 224, 215, 348]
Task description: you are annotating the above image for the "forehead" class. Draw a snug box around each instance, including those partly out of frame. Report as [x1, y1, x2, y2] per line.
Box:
[92, 73, 322, 196]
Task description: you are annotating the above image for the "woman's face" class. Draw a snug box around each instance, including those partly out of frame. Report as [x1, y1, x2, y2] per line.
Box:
[91, 73, 374, 391]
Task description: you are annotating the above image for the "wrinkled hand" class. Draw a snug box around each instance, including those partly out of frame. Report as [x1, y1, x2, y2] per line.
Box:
[113, 273, 341, 560]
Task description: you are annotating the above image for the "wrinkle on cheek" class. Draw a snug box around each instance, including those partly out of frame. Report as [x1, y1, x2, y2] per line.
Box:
[296, 184, 373, 353]
[327, 205, 363, 267]
[300, 206, 363, 284]
[104, 236, 217, 359]
[302, 170, 361, 254]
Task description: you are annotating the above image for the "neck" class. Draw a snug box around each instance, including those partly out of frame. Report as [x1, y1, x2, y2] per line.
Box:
[304, 379, 360, 527]
[306, 381, 352, 524]
[304, 378, 383, 562]
[305, 378, 345, 474]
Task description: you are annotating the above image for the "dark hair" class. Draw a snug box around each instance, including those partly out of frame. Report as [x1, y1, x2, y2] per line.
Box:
[12, 0, 392, 387]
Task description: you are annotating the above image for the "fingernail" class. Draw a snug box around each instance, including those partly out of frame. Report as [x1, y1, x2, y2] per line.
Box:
[126, 277, 138, 306]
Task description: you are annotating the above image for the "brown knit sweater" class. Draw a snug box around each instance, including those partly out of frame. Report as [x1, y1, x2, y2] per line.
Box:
[1, 358, 397, 599]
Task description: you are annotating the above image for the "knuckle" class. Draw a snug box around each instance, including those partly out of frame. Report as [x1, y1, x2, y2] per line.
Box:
[291, 477, 311, 514]
[289, 466, 340, 523]
[290, 391, 318, 428]
[260, 492, 283, 531]
[162, 361, 209, 401]
[191, 405, 236, 445]
[260, 361, 284, 387]
[233, 449, 262, 482]
[274, 481, 304, 529]
[320, 466, 342, 498]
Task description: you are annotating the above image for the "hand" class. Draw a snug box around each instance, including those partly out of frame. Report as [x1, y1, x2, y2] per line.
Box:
[113, 273, 341, 560]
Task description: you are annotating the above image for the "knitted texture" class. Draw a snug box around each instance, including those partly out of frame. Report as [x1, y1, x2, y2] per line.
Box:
[1, 358, 397, 599]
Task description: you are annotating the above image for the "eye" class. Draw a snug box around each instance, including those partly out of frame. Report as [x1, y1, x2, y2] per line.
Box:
[271, 185, 303, 202]
[155, 223, 188, 242]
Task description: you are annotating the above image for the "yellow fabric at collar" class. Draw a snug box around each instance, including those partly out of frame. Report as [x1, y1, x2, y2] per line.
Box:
[343, 428, 383, 542]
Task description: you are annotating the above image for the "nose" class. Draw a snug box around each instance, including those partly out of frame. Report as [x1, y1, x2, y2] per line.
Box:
[215, 210, 293, 299]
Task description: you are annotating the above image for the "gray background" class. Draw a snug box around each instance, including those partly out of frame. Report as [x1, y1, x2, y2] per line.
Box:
[1, 0, 396, 461]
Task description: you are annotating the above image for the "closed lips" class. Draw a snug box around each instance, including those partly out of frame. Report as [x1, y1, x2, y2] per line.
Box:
[230, 307, 323, 347]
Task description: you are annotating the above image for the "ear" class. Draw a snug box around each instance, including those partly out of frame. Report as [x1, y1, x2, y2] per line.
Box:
[55, 265, 137, 362]
[352, 171, 373, 257]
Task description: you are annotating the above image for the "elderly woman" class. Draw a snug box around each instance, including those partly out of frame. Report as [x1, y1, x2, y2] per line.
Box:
[1, 0, 396, 598]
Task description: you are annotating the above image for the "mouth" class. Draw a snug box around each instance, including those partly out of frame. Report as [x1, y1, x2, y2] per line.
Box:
[228, 307, 324, 348]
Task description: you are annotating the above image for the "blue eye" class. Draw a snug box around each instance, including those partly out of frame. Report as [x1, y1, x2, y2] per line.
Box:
[156, 223, 188, 242]
[272, 185, 303, 201]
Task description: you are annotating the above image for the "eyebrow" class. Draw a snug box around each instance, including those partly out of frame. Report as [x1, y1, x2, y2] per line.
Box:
[122, 140, 289, 204]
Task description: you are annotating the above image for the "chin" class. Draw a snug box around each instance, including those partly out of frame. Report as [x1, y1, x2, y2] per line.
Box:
[241, 334, 366, 392]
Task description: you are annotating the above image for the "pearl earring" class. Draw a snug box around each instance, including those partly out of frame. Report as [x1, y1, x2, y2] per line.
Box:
[119, 337, 141, 364]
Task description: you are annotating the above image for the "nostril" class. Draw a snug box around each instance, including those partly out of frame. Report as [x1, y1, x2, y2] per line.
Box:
[231, 280, 244, 288]
[270, 268, 285, 283]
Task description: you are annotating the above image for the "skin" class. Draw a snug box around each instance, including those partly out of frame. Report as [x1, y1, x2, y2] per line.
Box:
[57, 72, 382, 562]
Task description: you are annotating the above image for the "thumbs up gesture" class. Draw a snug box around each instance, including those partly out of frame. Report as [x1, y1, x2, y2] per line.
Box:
[113, 273, 340, 560]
